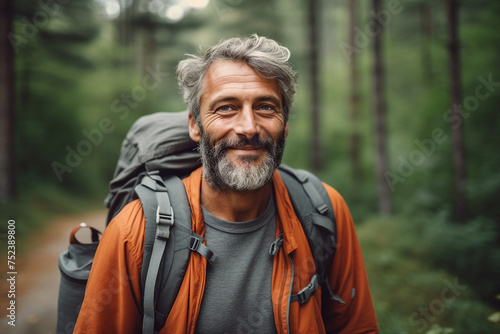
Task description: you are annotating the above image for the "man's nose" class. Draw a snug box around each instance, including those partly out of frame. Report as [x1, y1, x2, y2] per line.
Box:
[233, 107, 259, 139]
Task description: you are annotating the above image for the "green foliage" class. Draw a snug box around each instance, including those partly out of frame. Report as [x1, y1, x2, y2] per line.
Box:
[425, 324, 454, 334]
[419, 212, 500, 305]
[489, 295, 500, 326]
[359, 215, 500, 334]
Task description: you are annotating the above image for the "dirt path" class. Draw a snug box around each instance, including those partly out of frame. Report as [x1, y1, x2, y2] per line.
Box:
[0, 210, 106, 334]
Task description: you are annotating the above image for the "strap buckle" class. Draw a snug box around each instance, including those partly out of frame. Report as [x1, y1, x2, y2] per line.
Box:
[189, 236, 218, 265]
[292, 274, 319, 304]
[156, 206, 174, 239]
[188, 236, 201, 252]
[269, 233, 284, 256]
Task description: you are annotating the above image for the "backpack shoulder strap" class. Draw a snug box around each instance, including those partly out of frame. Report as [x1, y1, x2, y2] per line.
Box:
[278, 165, 335, 220]
[278, 165, 337, 304]
[136, 172, 217, 334]
[135, 172, 174, 334]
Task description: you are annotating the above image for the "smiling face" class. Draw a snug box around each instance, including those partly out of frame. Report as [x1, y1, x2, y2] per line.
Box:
[188, 60, 289, 192]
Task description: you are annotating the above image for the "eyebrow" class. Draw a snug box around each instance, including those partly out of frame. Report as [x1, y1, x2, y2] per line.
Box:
[208, 96, 238, 110]
[208, 95, 282, 110]
[255, 95, 282, 108]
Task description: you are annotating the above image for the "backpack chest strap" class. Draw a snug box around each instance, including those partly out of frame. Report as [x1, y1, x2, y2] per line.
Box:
[290, 274, 319, 304]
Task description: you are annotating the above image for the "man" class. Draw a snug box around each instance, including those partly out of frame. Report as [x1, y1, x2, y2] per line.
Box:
[74, 35, 378, 333]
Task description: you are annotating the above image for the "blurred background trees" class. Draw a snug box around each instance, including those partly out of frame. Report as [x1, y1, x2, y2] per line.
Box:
[1, 0, 499, 332]
[0, 0, 15, 203]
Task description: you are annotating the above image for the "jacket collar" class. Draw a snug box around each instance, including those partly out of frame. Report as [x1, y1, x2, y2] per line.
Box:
[271, 170, 299, 255]
[182, 167, 205, 237]
[183, 167, 300, 254]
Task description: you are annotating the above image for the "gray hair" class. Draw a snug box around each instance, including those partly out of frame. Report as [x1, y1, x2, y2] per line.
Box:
[176, 34, 297, 123]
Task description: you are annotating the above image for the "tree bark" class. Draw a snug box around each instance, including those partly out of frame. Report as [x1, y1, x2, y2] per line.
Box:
[0, 0, 15, 203]
[446, 0, 468, 222]
[420, 1, 433, 86]
[309, 0, 321, 171]
[349, 0, 362, 183]
[373, 0, 392, 215]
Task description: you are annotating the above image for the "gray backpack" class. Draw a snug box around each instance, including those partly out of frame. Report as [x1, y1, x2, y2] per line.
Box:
[56, 111, 337, 334]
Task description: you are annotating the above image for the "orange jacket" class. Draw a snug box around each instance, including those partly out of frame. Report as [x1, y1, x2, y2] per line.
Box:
[74, 168, 378, 333]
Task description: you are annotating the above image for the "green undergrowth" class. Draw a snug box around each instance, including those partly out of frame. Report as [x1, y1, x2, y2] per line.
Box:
[358, 215, 500, 334]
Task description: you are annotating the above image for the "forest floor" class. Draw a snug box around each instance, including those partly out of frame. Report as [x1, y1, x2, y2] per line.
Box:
[0, 210, 106, 334]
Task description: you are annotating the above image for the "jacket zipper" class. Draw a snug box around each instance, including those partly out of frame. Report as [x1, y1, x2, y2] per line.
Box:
[286, 254, 295, 333]
[277, 241, 288, 333]
[190, 257, 207, 334]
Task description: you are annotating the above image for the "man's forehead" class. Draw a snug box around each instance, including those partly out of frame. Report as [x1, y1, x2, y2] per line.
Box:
[203, 60, 279, 90]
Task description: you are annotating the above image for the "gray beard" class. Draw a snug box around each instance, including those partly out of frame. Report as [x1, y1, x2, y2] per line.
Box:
[198, 130, 286, 192]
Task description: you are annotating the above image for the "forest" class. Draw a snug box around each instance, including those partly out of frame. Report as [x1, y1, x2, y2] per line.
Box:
[0, 0, 499, 333]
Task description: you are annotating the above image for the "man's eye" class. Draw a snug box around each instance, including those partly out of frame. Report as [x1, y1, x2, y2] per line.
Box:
[217, 106, 234, 113]
[257, 105, 276, 112]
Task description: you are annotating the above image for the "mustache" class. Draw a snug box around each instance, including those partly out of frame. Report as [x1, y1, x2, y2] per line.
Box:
[198, 128, 287, 191]
[213, 135, 275, 153]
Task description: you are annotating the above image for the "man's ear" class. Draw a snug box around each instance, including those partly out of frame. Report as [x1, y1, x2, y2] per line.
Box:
[188, 114, 201, 142]
[284, 121, 289, 138]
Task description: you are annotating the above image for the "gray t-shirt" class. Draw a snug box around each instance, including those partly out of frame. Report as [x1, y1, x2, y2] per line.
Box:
[194, 196, 278, 334]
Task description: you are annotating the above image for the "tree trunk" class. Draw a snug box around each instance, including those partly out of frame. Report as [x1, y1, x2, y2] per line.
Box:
[446, 0, 468, 222]
[140, 19, 156, 77]
[309, 0, 321, 171]
[0, 0, 15, 203]
[349, 0, 362, 183]
[420, 1, 433, 86]
[118, 0, 132, 46]
[373, 0, 392, 215]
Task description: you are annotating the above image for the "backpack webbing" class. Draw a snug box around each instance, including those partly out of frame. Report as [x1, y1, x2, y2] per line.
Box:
[136, 172, 217, 334]
[278, 165, 337, 303]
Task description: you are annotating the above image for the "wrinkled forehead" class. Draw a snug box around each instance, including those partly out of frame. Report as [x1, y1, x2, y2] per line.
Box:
[201, 60, 282, 104]
[204, 60, 279, 89]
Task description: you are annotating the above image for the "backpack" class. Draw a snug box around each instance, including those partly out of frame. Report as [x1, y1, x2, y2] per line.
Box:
[56, 111, 337, 334]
